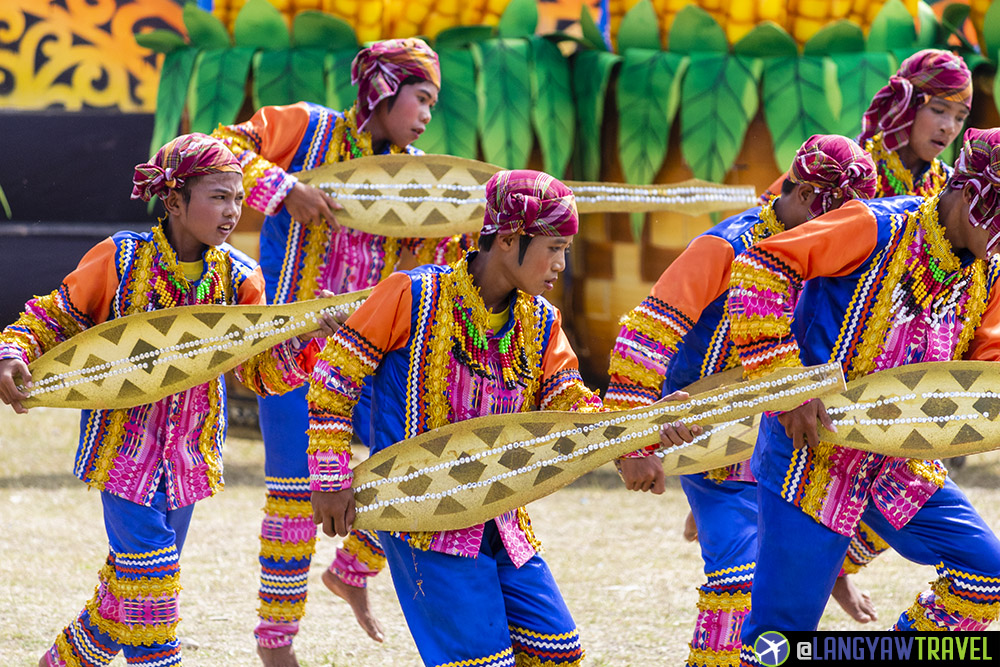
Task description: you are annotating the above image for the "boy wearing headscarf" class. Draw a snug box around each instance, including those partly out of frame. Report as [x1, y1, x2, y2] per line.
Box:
[307, 169, 599, 667]
[755, 50, 974, 617]
[858, 48, 972, 198]
[762, 48, 971, 201]
[607, 135, 877, 667]
[0, 134, 336, 667]
[731, 128, 1000, 664]
[212, 38, 473, 660]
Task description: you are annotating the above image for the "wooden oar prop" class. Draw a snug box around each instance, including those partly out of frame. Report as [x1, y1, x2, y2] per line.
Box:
[19, 289, 373, 410]
[651, 360, 1000, 470]
[297, 154, 759, 237]
[821, 361, 1000, 458]
[351, 361, 1000, 532]
[350, 363, 845, 532]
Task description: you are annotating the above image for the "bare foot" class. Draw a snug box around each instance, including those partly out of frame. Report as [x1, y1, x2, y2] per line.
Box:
[831, 575, 877, 623]
[257, 644, 300, 667]
[323, 568, 385, 642]
[683, 510, 698, 542]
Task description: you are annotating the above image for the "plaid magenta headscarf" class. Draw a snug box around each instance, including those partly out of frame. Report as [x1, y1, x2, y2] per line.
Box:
[352, 38, 441, 132]
[132, 133, 241, 202]
[788, 134, 877, 219]
[951, 128, 1000, 250]
[481, 170, 578, 237]
[857, 49, 972, 152]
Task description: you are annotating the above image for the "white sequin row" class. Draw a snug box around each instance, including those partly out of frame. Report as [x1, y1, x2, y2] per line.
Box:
[354, 364, 841, 512]
[24, 301, 364, 397]
[316, 181, 757, 208]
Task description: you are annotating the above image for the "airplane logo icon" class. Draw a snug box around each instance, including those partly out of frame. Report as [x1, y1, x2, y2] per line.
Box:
[753, 631, 790, 666]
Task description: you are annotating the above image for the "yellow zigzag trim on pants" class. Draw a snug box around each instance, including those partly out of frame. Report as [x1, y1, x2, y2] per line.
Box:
[260, 536, 317, 562]
[507, 625, 578, 640]
[939, 567, 1000, 583]
[53, 633, 84, 667]
[933, 577, 1000, 622]
[696, 590, 751, 613]
[258, 599, 308, 623]
[434, 647, 513, 667]
[706, 562, 754, 577]
[687, 645, 741, 667]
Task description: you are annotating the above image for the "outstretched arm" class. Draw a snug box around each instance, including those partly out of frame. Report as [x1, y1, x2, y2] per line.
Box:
[728, 200, 876, 446]
[214, 103, 340, 226]
[307, 272, 413, 536]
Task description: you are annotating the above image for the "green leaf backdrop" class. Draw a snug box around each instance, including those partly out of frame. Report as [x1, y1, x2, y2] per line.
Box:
[142, 0, 996, 235]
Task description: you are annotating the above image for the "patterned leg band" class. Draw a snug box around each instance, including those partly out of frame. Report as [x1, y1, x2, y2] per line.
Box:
[842, 521, 890, 575]
[739, 645, 760, 667]
[892, 567, 1000, 632]
[330, 529, 385, 588]
[688, 565, 753, 667]
[45, 609, 119, 667]
[509, 625, 584, 666]
[87, 550, 181, 647]
[256, 484, 316, 648]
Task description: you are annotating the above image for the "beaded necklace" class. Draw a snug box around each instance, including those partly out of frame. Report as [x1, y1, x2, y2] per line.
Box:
[447, 257, 531, 389]
[890, 198, 963, 324]
[866, 134, 948, 198]
[327, 105, 405, 163]
[150, 223, 228, 309]
[756, 197, 785, 240]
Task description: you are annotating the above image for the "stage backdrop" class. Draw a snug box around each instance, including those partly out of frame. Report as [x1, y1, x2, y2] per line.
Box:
[0, 0, 997, 381]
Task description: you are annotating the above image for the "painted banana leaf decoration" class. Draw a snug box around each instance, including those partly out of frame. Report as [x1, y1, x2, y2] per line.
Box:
[830, 52, 895, 139]
[572, 50, 620, 182]
[414, 48, 479, 160]
[680, 53, 762, 183]
[325, 49, 360, 112]
[530, 36, 575, 180]
[187, 47, 256, 134]
[135, 0, 994, 211]
[147, 48, 197, 161]
[472, 39, 534, 170]
[616, 49, 687, 238]
[253, 49, 328, 109]
[616, 49, 687, 187]
[762, 55, 841, 173]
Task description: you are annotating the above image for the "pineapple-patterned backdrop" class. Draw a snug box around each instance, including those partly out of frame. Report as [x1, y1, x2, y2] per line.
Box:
[2, 0, 998, 381]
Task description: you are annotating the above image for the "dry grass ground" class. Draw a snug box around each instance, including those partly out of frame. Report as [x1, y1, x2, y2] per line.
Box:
[2, 407, 999, 666]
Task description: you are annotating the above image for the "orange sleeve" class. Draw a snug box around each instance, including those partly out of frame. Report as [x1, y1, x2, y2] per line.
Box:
[341, 271, 413, 355]
[235, 266, 268, 306]
[749, 199, 879, 282]
[61, 238, 122, 325]
[966, 268, 1000, 362]
[539, 308, 602, 412]
[649, 235, 735, 322]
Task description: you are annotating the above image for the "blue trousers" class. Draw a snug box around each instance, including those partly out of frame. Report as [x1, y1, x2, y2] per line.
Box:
[379, 522, 584, 667]
[45, 485, 194, 666]
[254, 383, 377, 647]
[681, 475, 757, 666]
[740, 479, 1000, 665]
